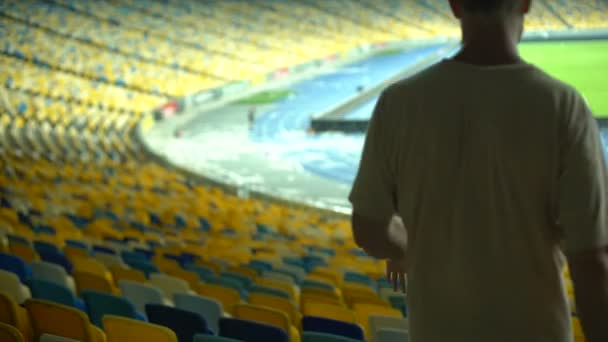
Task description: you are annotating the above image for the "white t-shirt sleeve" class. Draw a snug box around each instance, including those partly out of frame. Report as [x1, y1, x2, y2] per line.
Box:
[558, 91, 608, 254]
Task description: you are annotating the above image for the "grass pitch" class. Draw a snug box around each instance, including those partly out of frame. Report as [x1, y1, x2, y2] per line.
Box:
[519, 40, 608, 117]
[237, 89, 294, 105]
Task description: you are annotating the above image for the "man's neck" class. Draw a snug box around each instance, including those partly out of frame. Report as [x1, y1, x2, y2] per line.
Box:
[453, 22, 524, 66]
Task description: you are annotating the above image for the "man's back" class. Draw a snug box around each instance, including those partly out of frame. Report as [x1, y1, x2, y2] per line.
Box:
[356, 60, 606, 342]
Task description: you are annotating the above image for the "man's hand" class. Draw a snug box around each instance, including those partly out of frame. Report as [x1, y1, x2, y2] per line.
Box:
[387, 256, 408, 293]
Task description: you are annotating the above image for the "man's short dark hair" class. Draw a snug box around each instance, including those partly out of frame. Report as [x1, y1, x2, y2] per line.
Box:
[459, 0, 518, 12]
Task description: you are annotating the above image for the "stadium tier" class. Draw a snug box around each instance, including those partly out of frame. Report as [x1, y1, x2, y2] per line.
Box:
[1, 0, 606, 341]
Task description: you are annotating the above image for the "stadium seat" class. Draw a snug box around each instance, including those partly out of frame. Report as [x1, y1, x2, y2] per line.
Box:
[302, 332, 361, 342]
[353, 304, 402, 339]
[149, 273, 193, 299]
[24, 298, 104, 341]
[192, 335, 241, 342]
[233, 303, 299, 342]
[302, 316, 365, 341]
[81, 290, 140, 327]
[219, 318, 289, 342]
[73, 271, 117, 295]
[173, 293, 223, 333]
[110, 265, 146, 284]
[0, 322, 25, 342]
[39, 251, 74, 274]
[248, 292, 300, 326]
[0, 253, 32, 282]
[0, 293, 32, 342]
[103, 315, 177, 342]
[146, 304, 212, 341]
[375, 328, 409, 342]
[28, 278, 85, 310]
[369, 315, 408, 342]
[31, 261, 76, 293]
[302, 303, 357, 324]
[9, 243, 39, 263]
[39, 334, 80, 342]
[0, 269, 31, 304]
[197, 284, 242, 315]
[119, 280, 166, 313]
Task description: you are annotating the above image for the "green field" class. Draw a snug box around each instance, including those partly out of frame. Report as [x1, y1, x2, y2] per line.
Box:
[519, 40, 608, 117]
[237, 89, 294, 105]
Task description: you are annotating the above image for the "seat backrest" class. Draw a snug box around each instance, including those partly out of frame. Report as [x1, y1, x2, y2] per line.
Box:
[33, 241, 61, 256]
[375, 328, 409, 342]
[31, 261, 72, 289]
[38, 251, 74, 275]
[103, 315, 177, 342]
[118, 280, 164, 313]
[0, 269, 30, 304]
[233, 303, 291, 333]
[28, 279, 77, 308]
[82, 290, 138, 327]
[146, 304, 209, 342]
[0, 322, 24, 342]
[192, 334, 240, 342]
[124, 259, 159, 277]
[368, 315, 408, 339]
[73, 271, 114, 295]
[196, 284, 241, 315]
[353, 304, 402, 339]
[149, 273, 191, 298]
[248, 293, 298, 324]
[302, 331, 361, 342]
[94, 253, 125, 268]
[0, 252, 31, 282]
[173, 293, 223, 333]
[9, 243, 38, 263]
[219, 318, 289, 342]
[262, 271, 296, 285]
[72, 258, 109, 278]
[302, 302, 357, 324]
[40, 334, 80, 342]
[249, 284, 290, 299]
[302, 316, 365, 341]
[25, 299, 94, 341]
[110, 266, 146, 284]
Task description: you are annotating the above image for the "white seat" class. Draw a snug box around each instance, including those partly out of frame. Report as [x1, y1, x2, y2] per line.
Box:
[31, 261, 76, 294]
[379, 288, 405, 301]
[174, 293, 223, 333]
[369, 314, 408, 342]
[119, 280, 167, 313]
[94, 252, 126, 268]
[376, 328, 409, 342]
[0, 269, 31, 304]
[149, 273, 193, 299]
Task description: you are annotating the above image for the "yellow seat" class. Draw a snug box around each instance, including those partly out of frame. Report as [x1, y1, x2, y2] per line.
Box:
[248, 293, 301, 328]
[103, 315, 177, 342]
[0, 293, 32, 342]
[0, 322, 24, 342]
[353, 303, 402, 339]
[255, 278, 298, 302]
[302, 302, 357, 324]
[196, 284, 241, 315]
[233, 303, 300, 342]
[73, 272, 118, 295]
[309, 268, 340, 286]
[9, 243, 39, 263]
[63, 246, 90, 262]
[165, 268, 201, 289]
[24, 299, 104, 342]
[227, 266, 258, 279]
[110, 266, 146, 285]
[195, 259, 222, 275]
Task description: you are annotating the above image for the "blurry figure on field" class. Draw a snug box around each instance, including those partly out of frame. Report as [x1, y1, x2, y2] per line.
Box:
[248, 106, 256, 130]
[350, 1, 608, 342]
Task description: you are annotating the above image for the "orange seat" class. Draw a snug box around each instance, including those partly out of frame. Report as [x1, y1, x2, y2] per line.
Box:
[0, 322, 24, 342]
[73, 271, 118, 295]
[9, 243, 38, 263]
[0, 293, 32, 342]
[110, 266, 146, 285]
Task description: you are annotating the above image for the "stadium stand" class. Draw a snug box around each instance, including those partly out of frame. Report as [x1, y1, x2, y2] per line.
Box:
[0, 0, 604, 340]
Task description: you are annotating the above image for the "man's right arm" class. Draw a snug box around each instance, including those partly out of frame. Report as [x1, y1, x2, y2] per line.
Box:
[568, 249, 608, 342]
[558, 93, 608, 341]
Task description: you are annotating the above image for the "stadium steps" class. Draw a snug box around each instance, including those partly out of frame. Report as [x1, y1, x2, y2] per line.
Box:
[539, 0, 573, 28]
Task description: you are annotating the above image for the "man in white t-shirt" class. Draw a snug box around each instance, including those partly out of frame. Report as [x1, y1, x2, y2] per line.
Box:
[349, 0, 608, 341]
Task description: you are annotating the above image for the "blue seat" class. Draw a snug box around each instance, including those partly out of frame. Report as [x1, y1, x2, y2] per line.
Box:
[302, 332, 361, 342]
[124, 259, 159, 277]
[82, 290, 139, 327]
[387, 295, 407, 317]
[132, 248, 154, 259]
[146, 304, 211, 342]
[31, 261, 73, 291]
[193, 335, 240, 342]
[183, 264, 215, 281]
[38, 251, 73, 274]
[344, 272, 374, 288]
[65, 240, 89, 251]
[248, 260, 273, 273]
[33, 241, 61, 255]
[0, 252, 31, 282]
[174, 293, 223, 333]
[27, 279, 86, 311]
[220, 272, 252, 288]
[92, 245, 116, 255]
[219, 318, 289, 342]
[302, 280, 336, 292]
[6, 235, 29, 246]
[302, 316, 365, 341]
[249, 285, 289, 299]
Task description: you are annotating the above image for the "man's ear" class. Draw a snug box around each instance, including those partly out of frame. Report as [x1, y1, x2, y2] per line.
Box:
[448, 0, 463, 19]
[522, 0, 532, 14]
